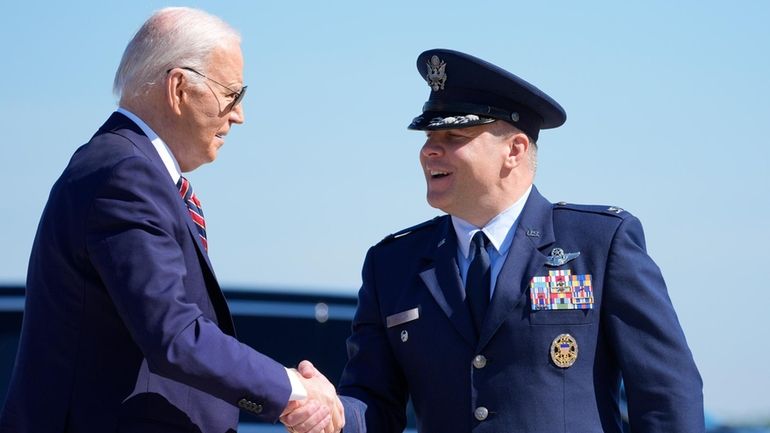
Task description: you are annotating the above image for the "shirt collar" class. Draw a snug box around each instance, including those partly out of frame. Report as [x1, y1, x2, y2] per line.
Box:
[116, 107, 182, 184]
[451, 185, 533, 259]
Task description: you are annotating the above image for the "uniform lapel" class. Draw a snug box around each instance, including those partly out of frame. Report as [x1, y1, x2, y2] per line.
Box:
[478, 187, 555, 349]
[418, 217, 477, 348]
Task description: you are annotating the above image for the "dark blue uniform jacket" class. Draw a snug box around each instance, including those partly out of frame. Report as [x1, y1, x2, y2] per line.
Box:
[339, 187, 704, 433]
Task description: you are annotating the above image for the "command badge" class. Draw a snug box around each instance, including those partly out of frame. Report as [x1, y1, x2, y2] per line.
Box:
[544, 247, 580, 267]
[550, 333, 578, 368]
[425, 55, 447, 91]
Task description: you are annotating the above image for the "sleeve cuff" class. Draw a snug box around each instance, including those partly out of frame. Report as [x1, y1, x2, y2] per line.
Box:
[285, 367, 308, 401]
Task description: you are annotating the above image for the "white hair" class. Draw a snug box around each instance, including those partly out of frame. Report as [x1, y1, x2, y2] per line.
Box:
[113, 7, 240, 101]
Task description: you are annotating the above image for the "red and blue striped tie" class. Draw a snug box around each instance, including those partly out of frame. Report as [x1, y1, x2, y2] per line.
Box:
[177, 176, 208, 251]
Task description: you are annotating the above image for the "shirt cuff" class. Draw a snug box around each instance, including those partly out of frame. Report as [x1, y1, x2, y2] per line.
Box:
[285, 367, 308, 401]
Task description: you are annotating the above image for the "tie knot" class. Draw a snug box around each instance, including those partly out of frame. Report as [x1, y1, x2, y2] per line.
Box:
[176, 176, 192, 200]
[471, 231, 489, 251]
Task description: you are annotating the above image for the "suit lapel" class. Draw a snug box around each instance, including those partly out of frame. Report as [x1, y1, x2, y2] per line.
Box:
[478, 187, 555, 349]
[101, 112, 217, 277]
[180, 209, 216, 274]
[99, 113, 233, 334]
[418, 217, 477, 348]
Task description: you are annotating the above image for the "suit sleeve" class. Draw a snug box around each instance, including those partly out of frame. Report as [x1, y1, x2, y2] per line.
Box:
[84, 156, 291, 422]
[337, 247, 408, 433]
[602, 216, 705, 432]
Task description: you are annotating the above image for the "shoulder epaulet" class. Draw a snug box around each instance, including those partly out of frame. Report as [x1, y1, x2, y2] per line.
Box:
[553, 201, 632, 219]
[377, 216, 444, 246]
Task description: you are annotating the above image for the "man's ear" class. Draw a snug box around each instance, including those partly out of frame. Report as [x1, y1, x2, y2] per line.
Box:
[165, 68, 186, 115]
[505, 132, 530, 169]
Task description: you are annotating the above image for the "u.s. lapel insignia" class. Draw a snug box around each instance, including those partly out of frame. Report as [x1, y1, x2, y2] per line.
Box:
[550, 333, 578, 368]
[544, 247, 580, 267]
[425, 55, 447, 91]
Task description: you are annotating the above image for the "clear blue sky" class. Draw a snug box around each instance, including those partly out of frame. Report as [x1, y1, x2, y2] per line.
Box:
[1, 0, 768, 423]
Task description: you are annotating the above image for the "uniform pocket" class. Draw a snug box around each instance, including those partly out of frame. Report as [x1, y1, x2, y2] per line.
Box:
[528, 308, 593, 325]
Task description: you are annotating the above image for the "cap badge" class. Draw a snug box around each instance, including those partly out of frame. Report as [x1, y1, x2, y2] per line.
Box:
[550, 333, 578, 368]
[545, 247, 580, 267]
[425, 55, 447, 91]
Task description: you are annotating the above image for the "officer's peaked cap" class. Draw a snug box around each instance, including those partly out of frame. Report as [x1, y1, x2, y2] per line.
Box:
[409, 49, 566, 141]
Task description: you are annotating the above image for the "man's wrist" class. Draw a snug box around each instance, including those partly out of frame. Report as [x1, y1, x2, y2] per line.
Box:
[285, 367, 308, 401]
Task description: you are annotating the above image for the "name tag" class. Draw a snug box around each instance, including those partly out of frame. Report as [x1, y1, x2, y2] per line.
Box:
[386, 307, 420, 328]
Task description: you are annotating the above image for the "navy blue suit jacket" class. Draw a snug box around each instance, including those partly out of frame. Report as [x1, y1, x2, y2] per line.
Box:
[338, 187, 704, 433]
[0, 113, 291, 433]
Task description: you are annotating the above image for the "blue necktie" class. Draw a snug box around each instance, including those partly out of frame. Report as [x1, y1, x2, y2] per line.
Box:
[466, 231, 490, 335]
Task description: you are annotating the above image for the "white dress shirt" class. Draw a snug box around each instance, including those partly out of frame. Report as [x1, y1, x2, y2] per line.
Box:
[116, 108, 181, 184]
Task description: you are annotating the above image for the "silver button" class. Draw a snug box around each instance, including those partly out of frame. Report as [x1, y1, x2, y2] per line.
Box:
[474, 406, 489, 421]
[472, 355, 487, 369]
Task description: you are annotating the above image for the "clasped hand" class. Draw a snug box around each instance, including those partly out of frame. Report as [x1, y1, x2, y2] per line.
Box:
[280, 360, 344, 433]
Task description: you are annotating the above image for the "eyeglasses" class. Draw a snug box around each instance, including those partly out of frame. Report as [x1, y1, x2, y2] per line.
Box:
[168, 67, 247, 109]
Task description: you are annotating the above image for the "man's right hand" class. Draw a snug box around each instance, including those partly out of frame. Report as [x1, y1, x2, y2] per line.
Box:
[280, 360, 344, 433]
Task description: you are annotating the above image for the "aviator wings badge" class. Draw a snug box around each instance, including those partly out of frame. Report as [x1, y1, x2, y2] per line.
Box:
[425, 55, 447, 91]
[544, 247, 580, 267]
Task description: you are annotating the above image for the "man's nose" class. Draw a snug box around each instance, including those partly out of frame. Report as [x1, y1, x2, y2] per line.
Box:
[229, 103, 245, 124]
[421, 138, 443, 157]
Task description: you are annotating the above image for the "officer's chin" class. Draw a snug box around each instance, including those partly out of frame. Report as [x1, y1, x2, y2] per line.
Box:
[425, 192, 450, 213]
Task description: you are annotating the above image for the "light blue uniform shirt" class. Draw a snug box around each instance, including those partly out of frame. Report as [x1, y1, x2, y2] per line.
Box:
[451, 185, 532, 299]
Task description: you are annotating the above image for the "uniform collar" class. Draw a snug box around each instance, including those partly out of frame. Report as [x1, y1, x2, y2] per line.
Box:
[451, 185, 532, 259]
[116, 107, 182, 184]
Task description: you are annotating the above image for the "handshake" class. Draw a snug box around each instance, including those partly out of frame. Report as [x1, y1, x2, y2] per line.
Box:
[280, 360, 345, 433]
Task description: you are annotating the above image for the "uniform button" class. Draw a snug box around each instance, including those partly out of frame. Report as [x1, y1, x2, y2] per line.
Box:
[238, 398, 248, 408]
[254, 404, 263, 414]
[473, 355, 487, 369]
[474, 406, 489, 421]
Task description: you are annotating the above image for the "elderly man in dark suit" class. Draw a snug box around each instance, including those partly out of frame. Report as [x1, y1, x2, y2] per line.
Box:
[287, 48, 705, 433]
[0, 7, 341, 433]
